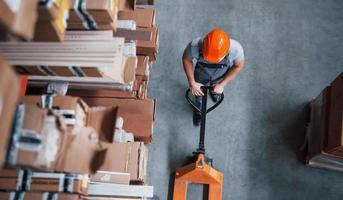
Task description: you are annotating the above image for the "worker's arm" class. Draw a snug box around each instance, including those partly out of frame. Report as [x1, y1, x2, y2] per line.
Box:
[182, 50, 204, 96]
[212, 59, 245, 94]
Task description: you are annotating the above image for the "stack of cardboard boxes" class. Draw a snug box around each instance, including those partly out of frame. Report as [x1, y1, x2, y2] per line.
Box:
[306, 73, 343, 172]
[0, 0, 159, 199]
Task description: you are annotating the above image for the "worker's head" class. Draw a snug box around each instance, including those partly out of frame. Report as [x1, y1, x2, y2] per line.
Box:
[202, 29, 230, 63]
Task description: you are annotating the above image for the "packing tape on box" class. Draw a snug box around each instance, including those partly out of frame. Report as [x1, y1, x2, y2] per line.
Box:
[7, 104, 25, 166]
[7, 191, 25, 200]
[69, 66, 87, 77]
[7, 105, 60, 168]
[73, 0, 98, 30]
[38, 66, 58, 76]
[64, 174, 77, 193]
[41, 95, 53, 109]
[54, 109, 76, 125]
[18, 129, 43, 151]
[46, 192, 58, 200]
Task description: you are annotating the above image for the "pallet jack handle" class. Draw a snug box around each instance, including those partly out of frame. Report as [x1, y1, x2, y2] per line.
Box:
[185, 86, 224, 153]
[185, 86, 224, 114]
[173, 86, 225, 200]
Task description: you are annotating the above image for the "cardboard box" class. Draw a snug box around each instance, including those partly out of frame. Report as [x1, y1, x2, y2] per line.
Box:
[38, 0, 70, 20]
[306, 86, 343, 172]
[136, 27, 159, 61]
[23, 192, 54, 200]
[306, 87, 331, 163]
[118, 0, 136, 11]
[0, 191, 81, 200]
[113, 28, 151, 41]
[34, 0, 70, 42]
[8, 101, 107, 174]
[136, 56, 150, 79]
[0, 0, 38, 40]
[22, 96, 88, 132]
[118, 8, 155, 28]
[0, 57, 20, 168]
[87, 106, 118, 143]
[7, 104, 67, 171]
[68, 0, 119, 31]
[34, 21, 65, 42]
[0, 1, 15, 30]
[24, 95, 118, 142]
[28, 172, 65, 192]
[91, 171, 130, 185]
[136, 0, 154, 5]
[64, 174, 89, 195]
[67, 21, 116, 31]
[81, 98, 155, 143]
[0, 169, 25, 191]
[102, 56, 137, 84]
[99, 142, 147, 182]
[69, 0, 118, 23]
[0, 191, 25, 200]
[133, 76, 148, 100]
[54, 127, 106, 174]
[326, 73, 343, 154]
[57, 193, 82, 200]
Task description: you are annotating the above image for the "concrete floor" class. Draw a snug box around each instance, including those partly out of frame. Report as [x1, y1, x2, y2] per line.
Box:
[147, 0, 343, 199]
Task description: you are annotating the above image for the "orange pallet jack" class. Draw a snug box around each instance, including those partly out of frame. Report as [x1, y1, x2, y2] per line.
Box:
[173, 86, 224, 200]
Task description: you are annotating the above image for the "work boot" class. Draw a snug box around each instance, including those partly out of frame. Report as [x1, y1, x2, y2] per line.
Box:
[193, 110, 201, 126]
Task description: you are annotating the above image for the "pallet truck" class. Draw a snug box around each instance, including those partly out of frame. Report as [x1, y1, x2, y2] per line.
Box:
[172, 86, 224, 200]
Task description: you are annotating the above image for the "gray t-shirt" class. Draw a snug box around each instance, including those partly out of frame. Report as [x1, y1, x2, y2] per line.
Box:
[185, 37, 244, 67]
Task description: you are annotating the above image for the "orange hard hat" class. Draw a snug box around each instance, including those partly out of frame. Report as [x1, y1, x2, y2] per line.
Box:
[202, 29, 230, 63]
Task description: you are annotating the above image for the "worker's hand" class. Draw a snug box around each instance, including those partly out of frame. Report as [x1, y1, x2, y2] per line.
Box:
[189, 81, 204, 96]
[212, 83, 224, 94]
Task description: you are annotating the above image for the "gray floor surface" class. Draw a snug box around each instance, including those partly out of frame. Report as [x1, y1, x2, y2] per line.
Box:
[147, 0, 343, 199]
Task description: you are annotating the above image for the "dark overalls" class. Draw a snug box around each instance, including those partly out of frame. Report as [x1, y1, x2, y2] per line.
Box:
[194, 50, 232, 109]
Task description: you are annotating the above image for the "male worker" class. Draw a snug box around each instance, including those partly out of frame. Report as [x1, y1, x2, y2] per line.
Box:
[182, 28, 245, 126]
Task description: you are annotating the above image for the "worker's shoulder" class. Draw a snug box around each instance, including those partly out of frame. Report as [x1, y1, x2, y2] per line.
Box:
[229, 38, 244, 57]
[230, 39, 243, 51]
[190, 37, 203, 46]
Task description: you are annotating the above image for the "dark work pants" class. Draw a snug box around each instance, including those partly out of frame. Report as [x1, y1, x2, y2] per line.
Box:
[193, 63, 230, 110]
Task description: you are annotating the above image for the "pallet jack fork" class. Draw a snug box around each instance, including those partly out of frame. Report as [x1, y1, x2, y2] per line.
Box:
[173, 86, 224, 200]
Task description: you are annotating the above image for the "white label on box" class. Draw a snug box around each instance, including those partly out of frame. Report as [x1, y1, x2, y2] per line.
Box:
[4, 0, 22, 13]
